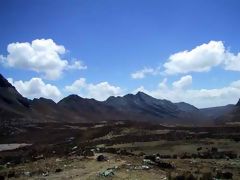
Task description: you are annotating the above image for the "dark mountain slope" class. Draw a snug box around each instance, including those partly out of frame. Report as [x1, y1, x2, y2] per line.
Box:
[104, 92, 179, 119]
[0, 74, 30, 120]
[202, 101, 240, 125]
[30, 97, 84, 123]
[104, 92, 207, 125]
[58, 95, 124, 122]
[175, 102, 199, 112]
[1, 73, 238, 125]
[200, 105, 235, 120]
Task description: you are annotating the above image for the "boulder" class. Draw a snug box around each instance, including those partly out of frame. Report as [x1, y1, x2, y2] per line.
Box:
[55, 168, 63, 173]
[82, 149, 94, 157]
[97, 155, 107, 161]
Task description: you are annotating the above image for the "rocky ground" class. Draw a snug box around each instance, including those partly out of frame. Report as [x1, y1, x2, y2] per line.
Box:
[0, 121, 240, 179]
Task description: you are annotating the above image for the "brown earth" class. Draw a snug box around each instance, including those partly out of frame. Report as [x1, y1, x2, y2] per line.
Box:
[0, 121, 240, 179]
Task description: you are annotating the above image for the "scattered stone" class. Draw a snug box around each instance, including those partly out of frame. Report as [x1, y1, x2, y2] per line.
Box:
[42, 172, 49, 176]
[118, 149, 133, 156]
[173, 172, 197, 180]
[34, 154, 44, 160]
[82, 149, 94, 157]
[143, 154, 175, 169]
[72, 146, 78, 150]
[144, 155, 156, 162]
[157, 154, 171, 159]
[66, 137, 75, 142]
[143, 159, 156, 165]
[157, 161, 175, 169]
[97, 155, 107, 161]
[55, 168, 63, 173]
[138, 152, 146, 156]
[99, 168, 114, 177]
[24, 171, 31, 176]
[216, 171, 233, 179]
[55, 158, 62, 162]
[5, 162, 11, 167]
[141, 165, 150, 170]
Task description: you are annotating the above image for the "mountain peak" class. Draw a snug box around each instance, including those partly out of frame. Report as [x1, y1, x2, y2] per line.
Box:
[66, 94, 82, 99]
[0, 74, 14, 88]
[236, 99, 240, 106]
[32, 97, 56, 105]
[136, 91, 149, 97]
[58, 94, 83, 104]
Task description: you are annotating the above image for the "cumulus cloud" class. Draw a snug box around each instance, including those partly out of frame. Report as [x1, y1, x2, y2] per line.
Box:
[158, 78, 168, 89]
[8, 77, 62, 101]
[164, 41, 225, 74]
[0, 55, 6, 63]
[67, 60, 87, 70]
[65, 78, 123, 101]
[224, 52, 240, 71]
[163, 41, 240, 74]
[172, 75, 192, 89]
[131, 67, 160, 79]
[134, 76, 240, 108]
[1, 39, 86, 80]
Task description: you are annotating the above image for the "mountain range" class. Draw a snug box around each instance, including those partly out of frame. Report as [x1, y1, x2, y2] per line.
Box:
[0, 73, 239, 126]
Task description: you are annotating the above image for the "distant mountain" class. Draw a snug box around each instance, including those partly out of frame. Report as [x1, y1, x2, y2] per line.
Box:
[221, 100, 240, 125]
[104, 92, 179, 118]
[30, 97, 84, 123]
[0, 73, 239, 126]
[200, 105, 235, 120]
[104, 92, 207, 125]
[202, 101, 240, 125]
[175, 102, 199, 112]
[58, 95, 121, 122]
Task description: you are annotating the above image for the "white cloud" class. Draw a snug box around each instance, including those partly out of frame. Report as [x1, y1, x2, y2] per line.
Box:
[134, 76, 240, 108]
[230, 80, 240, 88]
[164, 41, 225, 74]
[8, 77, 62, 101]
[172, 75, 192, 89]
[0, 55, 6, 63]
[158, 78, 168, 89]
[224, 52, 240, 71]
[65, 78, 123, 101]
[1, 39, 86, 80]
[131, 67, 160, 79]
[163, 41, 240, 74]
[67, 60, 87, 70]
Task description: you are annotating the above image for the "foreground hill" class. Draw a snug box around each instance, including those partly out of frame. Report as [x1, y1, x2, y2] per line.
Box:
[0, 74, 30, 121]
[213, 99, 240, 125]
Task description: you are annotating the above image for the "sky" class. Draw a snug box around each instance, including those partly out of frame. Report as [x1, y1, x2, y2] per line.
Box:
[0, 0, 240, 108]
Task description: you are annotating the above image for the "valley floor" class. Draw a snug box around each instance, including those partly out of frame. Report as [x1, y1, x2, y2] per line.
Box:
[0, 121, 240, 179]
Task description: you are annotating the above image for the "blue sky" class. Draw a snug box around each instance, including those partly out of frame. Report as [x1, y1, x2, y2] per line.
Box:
[0, 0, 240, 108]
